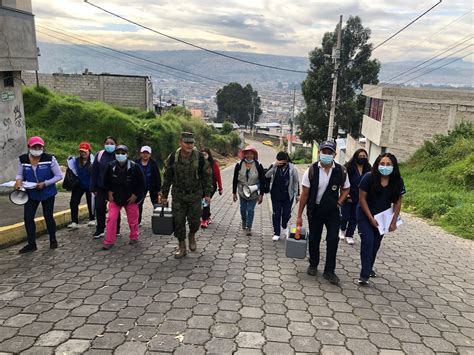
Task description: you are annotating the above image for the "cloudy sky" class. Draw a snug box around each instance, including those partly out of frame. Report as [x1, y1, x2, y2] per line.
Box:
[33, 0, 473, 62]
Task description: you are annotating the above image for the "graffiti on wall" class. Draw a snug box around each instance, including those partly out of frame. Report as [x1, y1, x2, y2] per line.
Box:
[1, 105, 23, 128]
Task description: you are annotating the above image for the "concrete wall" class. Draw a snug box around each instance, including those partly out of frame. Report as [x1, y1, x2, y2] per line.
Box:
[0, 71, 27, 182]
[362, 85, 474, 162]
[22, 72, 154, 111]
[0, 6, 38, 71]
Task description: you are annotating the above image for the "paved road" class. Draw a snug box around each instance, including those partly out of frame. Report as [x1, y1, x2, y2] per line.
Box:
[0, 141, 473, 354]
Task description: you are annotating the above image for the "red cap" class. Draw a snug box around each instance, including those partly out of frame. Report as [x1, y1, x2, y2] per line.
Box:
[27, 136, 45, 147]
[79, 142, 91, 152]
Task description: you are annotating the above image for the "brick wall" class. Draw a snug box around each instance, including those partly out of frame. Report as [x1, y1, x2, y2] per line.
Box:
[22, 72, 152, 110]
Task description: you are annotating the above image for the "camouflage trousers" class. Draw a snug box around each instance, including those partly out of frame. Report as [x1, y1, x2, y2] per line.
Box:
[172, 196, 202, 241]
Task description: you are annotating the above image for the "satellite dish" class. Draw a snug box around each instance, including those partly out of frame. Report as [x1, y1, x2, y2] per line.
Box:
[9, 189, 29, 206]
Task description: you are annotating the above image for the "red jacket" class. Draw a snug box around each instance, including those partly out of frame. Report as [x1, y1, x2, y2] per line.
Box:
[212, 161, 223, 192]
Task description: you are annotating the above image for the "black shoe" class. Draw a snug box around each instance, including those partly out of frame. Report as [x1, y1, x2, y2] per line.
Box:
[358, 277, 369, 286]
[102, 244, 113, 250]
[19, 244, 37, 254]
[50, 240, 58, 249]
[369, 271, 377, 278]
[93, 230, 104, 239]
[323, 272, 340, 285]
[307, 266, 318, 276]
[245, 228, 252, 236]
[129, 240, 138, 245]
[241, 220, 247, 230]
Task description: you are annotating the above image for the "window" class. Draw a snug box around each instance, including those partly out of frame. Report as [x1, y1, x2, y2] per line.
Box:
[365, 97, 384, 122]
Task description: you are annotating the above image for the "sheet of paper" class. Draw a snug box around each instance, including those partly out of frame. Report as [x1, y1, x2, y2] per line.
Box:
[1, 181, 37, 189]
[374, 207, 403, 235]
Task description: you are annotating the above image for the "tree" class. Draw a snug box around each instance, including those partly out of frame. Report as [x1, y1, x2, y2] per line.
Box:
[216, 82, 262, 127]
[299, 16, 380, 143]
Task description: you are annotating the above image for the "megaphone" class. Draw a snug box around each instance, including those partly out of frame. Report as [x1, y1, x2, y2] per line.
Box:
[9, 188, 29, 206]
[243, 185, 259, 198]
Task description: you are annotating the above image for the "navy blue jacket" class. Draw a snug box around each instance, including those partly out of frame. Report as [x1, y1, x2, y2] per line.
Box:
[90, 150, 115, 191]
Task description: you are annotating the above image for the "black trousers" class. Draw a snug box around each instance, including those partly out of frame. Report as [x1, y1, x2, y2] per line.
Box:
[24, 196, 56, 246]
[308, 206, 341, 273]
[70, 185, 95, 223]
[202, 189, 216, 221]
[138, 190, 158, 224]
[96, 188, 120, 233]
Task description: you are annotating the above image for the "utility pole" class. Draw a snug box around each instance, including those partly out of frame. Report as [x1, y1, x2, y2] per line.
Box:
[327, 15, 343, 141]
[35, 47, 41, 88]
[251, 96, 255, 136]
[288, 88, 296, 154]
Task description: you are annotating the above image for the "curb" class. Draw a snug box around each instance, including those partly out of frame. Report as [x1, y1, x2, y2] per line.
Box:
[0, 205, 89, 249]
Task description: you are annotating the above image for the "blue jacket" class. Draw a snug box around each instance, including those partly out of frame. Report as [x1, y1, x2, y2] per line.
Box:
[90, 150, 115, 190]
[67, 155, 94, 190]
[20, 153, 57, 201]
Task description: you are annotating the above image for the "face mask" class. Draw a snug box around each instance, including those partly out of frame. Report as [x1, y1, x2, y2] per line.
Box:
[104, 144, 116, 153]
[378, 165, 394, 176]
[319, 154, 334, 165]
[356, 157, 367, 165]
[116, 154, 127, 163]
[245, 159, 254, 164]
[30, 149, 43, 157]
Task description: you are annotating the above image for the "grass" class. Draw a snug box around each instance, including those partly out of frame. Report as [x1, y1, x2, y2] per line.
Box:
[23, 86, 241, 166]
[400, 123, 474, 240]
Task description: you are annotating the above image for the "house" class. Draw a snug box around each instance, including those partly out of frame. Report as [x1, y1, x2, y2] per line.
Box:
[0, 0, 38, 181]
[350, 85, 474, 163]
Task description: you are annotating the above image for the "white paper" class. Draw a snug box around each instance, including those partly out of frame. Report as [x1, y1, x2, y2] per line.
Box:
[1, 181, 37, 189]
[374, 207, 403, 235]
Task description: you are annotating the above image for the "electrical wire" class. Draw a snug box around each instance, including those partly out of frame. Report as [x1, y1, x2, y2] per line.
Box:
[83, 0, 308, 74]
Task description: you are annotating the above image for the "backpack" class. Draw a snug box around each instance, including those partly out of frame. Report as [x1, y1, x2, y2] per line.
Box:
[62, 167, 79, 191]
[168, 149, 205, 180]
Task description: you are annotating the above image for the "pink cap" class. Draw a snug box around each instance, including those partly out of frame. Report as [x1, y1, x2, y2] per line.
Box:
[27, 136, 45, 147]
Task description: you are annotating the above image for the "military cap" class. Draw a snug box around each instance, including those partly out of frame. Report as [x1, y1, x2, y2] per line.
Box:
[181, 132, 195, 143]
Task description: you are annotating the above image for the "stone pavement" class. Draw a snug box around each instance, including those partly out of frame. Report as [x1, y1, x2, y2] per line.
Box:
[0, 141, 473, 354]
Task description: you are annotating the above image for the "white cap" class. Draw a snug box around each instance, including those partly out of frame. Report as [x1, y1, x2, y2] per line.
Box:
[140, 145, 152, 153]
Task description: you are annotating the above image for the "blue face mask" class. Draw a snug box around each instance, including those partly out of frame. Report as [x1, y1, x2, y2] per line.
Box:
[116, 154, 127, 163]
[104, 144, 116, 153]
[319, 154, 334, 165]
[245, 159, 254, 164]
[378, 165, 394, 176]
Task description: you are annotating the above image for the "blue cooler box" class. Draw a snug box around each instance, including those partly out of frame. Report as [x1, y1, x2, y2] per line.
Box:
[285, 225, 308, 259]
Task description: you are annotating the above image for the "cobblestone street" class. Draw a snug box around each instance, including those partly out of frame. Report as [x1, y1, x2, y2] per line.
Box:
[0, 141, 473, 354]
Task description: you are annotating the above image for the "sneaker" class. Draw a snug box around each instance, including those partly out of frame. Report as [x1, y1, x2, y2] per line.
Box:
[323, 272, 340, 285]
[116, 233, 122, 238]
[369, 271, 377, 278]
[93, 230, 104, 239]
[50, 240, 58, 249]
[358, 277, 369, 286]
[281, 227, 289, 238]
[138, 222, 143, 227]
[200, 220, 208, 229]
[102, 244, 113, 250]
[245, 228, 252, 236]
[87, 220, 96, 227]
[346, 237, 355, 245]
[67, 222, 79, 229]
[307, 265, 318, 276]
[129, 240, 138, 245]
[241, 220, 247, 230]
[339, 231, 346, 240]
[207, 218, 213, 225]
[272, 235, 280, 241]
[19, 244, 37, 254]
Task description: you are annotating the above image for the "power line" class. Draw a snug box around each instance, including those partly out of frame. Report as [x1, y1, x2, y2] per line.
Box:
[83, 0, 308, 74]
[372, 0, 443, 51]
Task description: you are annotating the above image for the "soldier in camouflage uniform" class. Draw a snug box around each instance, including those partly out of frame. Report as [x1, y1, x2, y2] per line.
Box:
[162, 132, 212, 258]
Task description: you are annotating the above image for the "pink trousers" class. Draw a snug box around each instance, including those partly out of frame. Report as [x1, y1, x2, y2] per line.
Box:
[104, 201, 139, 245]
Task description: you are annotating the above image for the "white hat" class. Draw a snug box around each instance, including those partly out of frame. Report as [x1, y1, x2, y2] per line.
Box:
[140, 145, 152, 153]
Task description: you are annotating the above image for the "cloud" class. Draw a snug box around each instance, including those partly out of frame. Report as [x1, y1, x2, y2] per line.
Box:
[31, 0, 474, 63]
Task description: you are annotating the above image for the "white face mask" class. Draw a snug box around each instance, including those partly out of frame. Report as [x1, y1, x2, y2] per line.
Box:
[30, 149, 43, 157]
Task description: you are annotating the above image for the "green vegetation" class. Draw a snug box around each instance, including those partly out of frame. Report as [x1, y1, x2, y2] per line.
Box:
[290, 147, 312, 164]
[401, 123, 474, 239]
[23, 86, 240, 165]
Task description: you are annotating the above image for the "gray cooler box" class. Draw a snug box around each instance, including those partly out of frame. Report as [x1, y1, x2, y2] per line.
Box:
[152, 205, 174, 235]
[285, 225, 308, 259]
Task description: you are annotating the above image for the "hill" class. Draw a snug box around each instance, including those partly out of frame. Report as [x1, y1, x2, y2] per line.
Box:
[401, 123, 474, 239]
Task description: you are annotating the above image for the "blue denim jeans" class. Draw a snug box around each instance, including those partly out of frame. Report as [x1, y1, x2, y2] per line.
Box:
[240, 197, 257, 229]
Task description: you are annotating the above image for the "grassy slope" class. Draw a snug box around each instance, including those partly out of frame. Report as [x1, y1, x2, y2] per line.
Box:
[400, 123, 474, 239]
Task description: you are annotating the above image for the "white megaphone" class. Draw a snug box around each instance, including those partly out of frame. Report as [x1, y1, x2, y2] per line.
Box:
[243, 185, 259, 198]
[9, 188, 29, 205]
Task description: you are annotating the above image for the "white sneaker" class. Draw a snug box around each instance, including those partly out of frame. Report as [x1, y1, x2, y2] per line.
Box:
[272, 235, 280, 241]
[281, 228, 289, 238]
[346, 237, 355, 245]
[87, 220, 96, 227]
[138, 222, 143, 227]
[67, 222, 79, 229]
[339, 231, 346, 240]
